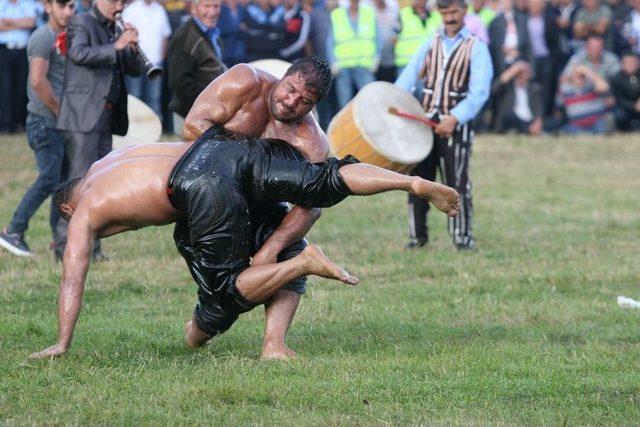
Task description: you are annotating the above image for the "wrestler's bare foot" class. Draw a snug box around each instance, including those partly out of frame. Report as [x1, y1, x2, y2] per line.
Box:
[261, 341, 297, 360]
[410, 179, 461, 217]
[184, 319, 211, 348]
[301, 244, 359, 285]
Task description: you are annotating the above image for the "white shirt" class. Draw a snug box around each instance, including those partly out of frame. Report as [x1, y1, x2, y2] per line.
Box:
[122, 0, 172, 65]
[513, 85, 533, 122]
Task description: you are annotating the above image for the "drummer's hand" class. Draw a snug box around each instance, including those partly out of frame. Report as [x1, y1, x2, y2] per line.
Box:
[434, 115, 458, 138]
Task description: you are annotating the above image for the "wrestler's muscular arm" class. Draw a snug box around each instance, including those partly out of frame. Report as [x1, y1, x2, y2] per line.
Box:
[28, 208, 96, 359]
[182, 65, 255, 141]
[252, 122, 329, 265]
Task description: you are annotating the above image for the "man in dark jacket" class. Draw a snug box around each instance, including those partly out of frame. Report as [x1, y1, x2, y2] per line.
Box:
[491, 61, 544, 135]
[55, 0, 143, 260]
[167, 0, 226, 122]
[610, 52, 640, 131]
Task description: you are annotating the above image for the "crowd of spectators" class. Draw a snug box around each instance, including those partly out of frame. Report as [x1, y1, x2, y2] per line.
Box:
[1, 0, 640, 135]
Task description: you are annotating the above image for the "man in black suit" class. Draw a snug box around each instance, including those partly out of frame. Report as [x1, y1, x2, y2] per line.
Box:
[491, 61, 544, 135]
[55, 0, 143, 260]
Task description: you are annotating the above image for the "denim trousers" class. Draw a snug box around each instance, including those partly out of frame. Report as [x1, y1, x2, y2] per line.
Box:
[125, 73, 163, 121]
[8, 113, 65, 238]
[334, 66, 375, 109]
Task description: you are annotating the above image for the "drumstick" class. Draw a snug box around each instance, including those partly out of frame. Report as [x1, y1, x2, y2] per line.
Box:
[388, 106, 438, 128]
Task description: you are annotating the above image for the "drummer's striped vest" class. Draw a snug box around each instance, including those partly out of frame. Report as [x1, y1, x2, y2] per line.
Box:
[419, 33, 476, 116]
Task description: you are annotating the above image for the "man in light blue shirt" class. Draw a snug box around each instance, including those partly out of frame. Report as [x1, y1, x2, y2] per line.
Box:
[0, 0, 37, 132]
[395, 0, 492, 250]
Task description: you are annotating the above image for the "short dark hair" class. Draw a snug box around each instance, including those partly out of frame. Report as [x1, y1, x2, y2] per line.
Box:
[436, 0, 468, 8]
[53, 177, 83, 220]
[46, 0, 74, 5]
[284, 56, 333, 100]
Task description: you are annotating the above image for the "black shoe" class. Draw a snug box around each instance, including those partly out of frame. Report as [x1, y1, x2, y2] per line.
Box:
[405, 237, 428, 250]
[455, 237, 475, 251]
[0, 228, 34, 256]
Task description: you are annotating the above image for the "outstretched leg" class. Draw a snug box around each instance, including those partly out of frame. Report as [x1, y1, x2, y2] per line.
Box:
[236, 244, 357, 303]
[184, 244, 357, 350]
[337, 163, 461, 217]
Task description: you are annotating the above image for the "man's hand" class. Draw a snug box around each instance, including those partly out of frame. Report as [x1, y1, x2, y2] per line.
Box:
[434, 115, 458, 137]
[634, 98, 640, 113]
[114, 24, 138, 51]
[528, 117, 543, 136]
[28, 343, 67, 360]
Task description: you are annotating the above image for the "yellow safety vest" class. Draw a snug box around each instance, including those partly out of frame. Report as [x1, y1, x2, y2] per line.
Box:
[331, 5, 377, 69]
[394, 7, 441, 67]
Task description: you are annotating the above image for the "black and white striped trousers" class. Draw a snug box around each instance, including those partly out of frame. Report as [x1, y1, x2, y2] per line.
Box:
[407, 123, 474, 247]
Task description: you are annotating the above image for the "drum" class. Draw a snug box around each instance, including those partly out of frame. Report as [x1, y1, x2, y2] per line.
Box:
[249, 59, 292, 79]
[112, 95, 163, 149]
[327, 81, 433, 174]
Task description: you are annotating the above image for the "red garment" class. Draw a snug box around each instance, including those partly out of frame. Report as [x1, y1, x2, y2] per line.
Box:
[54, 31, 67, 56]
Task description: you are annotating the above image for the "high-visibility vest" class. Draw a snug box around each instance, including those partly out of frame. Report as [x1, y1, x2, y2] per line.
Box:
[468, 5, 495, 27]
[394, 7, 441, 67]
[331, 5, 377, 69]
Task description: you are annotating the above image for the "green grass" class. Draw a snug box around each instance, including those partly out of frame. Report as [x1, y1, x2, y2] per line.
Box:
[1, 133, 640, 424]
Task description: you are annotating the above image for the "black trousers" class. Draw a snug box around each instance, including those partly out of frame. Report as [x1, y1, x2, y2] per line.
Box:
[0, 46, 28, 132]
[408, 123, 474, 247]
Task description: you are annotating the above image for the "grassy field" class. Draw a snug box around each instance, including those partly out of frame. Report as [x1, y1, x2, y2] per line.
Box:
[1, 133, 639, 424]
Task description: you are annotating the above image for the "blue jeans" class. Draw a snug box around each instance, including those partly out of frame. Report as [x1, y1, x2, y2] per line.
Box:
[334, 67, 375, 109]
[125, 72, 163, 121]
[563, 115, 609, 135]
[8, 114, 65, 237]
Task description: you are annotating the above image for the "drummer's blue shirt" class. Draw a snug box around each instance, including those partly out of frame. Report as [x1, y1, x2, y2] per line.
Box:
[395, 26, 492, 126]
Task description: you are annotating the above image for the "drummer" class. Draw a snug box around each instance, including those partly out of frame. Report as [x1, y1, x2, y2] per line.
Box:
[395, 0, 492, 250]
[182, 57, 332, 360]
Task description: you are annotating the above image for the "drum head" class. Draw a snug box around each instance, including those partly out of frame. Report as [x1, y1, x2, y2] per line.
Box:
[112, 95, 162, 149]
[353, 81, 433, 164]
[249, 59, 292, 79]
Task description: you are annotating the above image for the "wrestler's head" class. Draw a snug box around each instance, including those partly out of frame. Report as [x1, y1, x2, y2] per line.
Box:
[269, 57, 333, 123]
[436, 0, 467, 36]
[54, 177, 83, 221]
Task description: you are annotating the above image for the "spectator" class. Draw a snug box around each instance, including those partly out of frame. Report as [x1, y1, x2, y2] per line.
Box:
[280, 0, 310, 60]
[468, 0, 495, 28]
[610, 52, 640, 131]
[167, 0, 226, 129]
[564, 33, 620, 79]
[491, 61, 544, 135]
[122, 0, 172, 121]
[165, 0, 189, 31]
[488, 0, 530, 75]
[371, 0, 399, 82]
[219, 0, 246, 66]
[0, 0, 74, 257]
[0, 0, 37, 133]
[308, 0, 337, 128]
[329, 0, 378, 108]
[554, 0, 580, 69]
[394, 0, 438, 72]
[527, 0, 560, 116]
[243, 0, 286, 61]
[557, 63, 614, 134]
[55, 0, 143, 260]
[573, 0, 612, 41]
[622, 0, 640, 55]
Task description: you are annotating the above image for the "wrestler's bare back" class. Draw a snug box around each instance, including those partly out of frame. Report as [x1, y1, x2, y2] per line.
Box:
[74, 143, 191, 237]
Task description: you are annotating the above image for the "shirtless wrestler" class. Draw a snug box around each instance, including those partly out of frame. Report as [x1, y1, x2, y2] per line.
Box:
[28, 133, 460, 360]
[183, 57, 334, 359]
